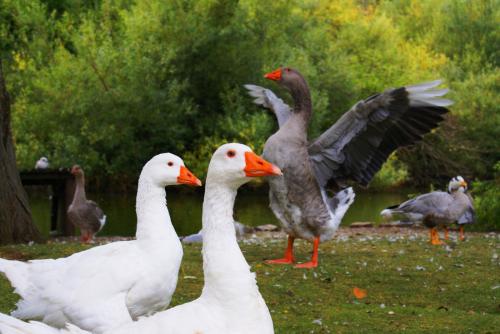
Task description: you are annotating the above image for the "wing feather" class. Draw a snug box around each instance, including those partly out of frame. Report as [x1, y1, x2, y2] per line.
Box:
[308, 81, 451, 187]
[244, 84, 292, 127]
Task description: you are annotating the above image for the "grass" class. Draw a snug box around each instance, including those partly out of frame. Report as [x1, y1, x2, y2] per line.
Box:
[1, 230, 499, 333]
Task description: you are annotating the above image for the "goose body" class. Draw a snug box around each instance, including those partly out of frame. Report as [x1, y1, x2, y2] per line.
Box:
[246, 67, 451, 267]
[0, 154, 201, 333]
[0, 143, 279, 334]
[381, 176, 475, 243]
[264, 117, 355, 243]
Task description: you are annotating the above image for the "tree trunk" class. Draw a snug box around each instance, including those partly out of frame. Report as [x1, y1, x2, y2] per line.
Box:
[0, 60, 42, 244]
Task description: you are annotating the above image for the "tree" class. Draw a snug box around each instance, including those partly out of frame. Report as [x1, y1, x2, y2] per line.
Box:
[0, 60, 42, 244]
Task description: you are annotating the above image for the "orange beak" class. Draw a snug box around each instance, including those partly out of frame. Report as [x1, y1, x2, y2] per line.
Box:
[264, 68, 282, 81]
[460, 180, 467, 188]
[177, 166, 202, 186]
[244, 151, 282, 177]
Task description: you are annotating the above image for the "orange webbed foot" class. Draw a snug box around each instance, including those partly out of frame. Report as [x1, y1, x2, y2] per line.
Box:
[294, 261, 318, 269]
[266, 258, 295, 265]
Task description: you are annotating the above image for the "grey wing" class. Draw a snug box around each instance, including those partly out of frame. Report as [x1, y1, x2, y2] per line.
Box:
[458, 194, 476, 224]
[398, 192, 451, 217]
[308, 80, 452, 188]
[84, 200, 107, 232]
[244, 84, 292, 127]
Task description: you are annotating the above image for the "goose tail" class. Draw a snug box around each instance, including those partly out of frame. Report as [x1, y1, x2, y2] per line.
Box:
[322, 187, 356, 231]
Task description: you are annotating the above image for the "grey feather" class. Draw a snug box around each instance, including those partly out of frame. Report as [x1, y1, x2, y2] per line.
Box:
[381, 185, 473, 228]
[308, 80, 452, 188]
[244, 84, 292, 127]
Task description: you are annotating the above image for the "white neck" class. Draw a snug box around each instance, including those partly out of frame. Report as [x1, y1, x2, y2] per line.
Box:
[135, 174, 176, 241]
[200, 178, 258, 301]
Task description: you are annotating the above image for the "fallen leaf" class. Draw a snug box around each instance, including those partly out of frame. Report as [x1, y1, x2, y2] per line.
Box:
[353, 287, 367, 299]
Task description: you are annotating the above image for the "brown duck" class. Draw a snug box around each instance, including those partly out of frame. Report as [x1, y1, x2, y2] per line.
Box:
[67, 165, 106, 242]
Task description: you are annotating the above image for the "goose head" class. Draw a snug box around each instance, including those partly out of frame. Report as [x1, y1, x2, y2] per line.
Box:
[264, 67, 311, 112]
[70, 165, 84, 177]
[207, 143, 282, 188]
[142, 153, 202, 187]
[264, 67, 308, 91]
[448, 176, 467, 193]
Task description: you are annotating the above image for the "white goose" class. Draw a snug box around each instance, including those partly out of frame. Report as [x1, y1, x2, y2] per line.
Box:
[0, 143, 280, 334]
[0, 153, 201, 333]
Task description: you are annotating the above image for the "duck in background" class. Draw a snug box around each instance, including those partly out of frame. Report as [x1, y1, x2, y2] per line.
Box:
[0, 154, 201, 333]
[67, 165, 107, 243]
[35, 157, 50, 170]
[245, 67, 451, 267]
[381, 176, 475, 244]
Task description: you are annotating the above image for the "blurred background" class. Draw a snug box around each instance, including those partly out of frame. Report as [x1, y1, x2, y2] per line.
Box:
[1, 0, 498, 236]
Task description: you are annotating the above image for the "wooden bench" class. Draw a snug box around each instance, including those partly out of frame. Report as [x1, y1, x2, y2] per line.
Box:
[20, 170, 75, 236]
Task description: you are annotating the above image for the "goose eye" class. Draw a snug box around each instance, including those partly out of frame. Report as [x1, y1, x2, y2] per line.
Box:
[167, 161, 173, 167]
[227, 150, 236, 158]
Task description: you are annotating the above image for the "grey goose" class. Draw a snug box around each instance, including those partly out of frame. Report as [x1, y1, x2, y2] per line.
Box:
[245, 67, 452, 267]
[67, 165, 107, 242]
[381, 176, 475, 244]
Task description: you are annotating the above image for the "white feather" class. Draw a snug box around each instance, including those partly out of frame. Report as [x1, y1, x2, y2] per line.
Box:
[405, 79, 442, 92]
[409, 88, 449, 99]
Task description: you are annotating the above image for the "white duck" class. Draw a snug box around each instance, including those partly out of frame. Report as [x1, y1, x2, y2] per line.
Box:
[35, 157, 49, 170]
[0, 153, 201, 333]
[0, 143, 280, 334]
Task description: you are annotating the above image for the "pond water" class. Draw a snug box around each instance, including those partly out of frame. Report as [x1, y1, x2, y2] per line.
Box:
[27, 187, 412, 238]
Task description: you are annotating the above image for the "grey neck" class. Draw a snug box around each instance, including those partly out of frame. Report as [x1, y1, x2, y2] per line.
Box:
[72, 174, 87, 204]
[289, 78, 312, 124]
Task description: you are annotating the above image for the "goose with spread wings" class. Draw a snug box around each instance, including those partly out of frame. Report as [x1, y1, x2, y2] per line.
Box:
[245, 67, 452, 268]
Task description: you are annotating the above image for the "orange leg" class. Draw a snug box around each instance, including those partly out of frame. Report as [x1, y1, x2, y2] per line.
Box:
[459, 226, 465, 241]
[81, 230, 92, 243]
[430, 227, 444, 245]
[444, 226, 449, 240]
[295, 237, 320, 269]
[266, 236, 295, 264]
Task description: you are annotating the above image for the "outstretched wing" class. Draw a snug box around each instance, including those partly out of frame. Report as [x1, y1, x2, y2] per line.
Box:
[244, 84, 292, 127]
[308, 80, 452, 188]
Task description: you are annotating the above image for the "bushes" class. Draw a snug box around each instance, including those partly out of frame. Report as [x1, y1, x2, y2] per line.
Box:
[473, 162, 500, 231]
[1, 0, 498, 188]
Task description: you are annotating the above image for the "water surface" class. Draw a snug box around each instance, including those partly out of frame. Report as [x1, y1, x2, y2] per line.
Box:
[27, 187, 411, 237]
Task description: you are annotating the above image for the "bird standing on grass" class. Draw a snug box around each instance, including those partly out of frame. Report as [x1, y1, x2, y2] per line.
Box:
[246, 66, 451, 267]
[0, 154, 201, 333]
[381, 176, 475, 244]
[67, 165, 107, 243]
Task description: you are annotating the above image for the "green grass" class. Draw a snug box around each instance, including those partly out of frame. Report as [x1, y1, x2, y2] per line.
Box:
[1, 232, 500, 333]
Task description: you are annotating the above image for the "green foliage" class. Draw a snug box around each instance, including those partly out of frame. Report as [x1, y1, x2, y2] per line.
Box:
[473, 162, 500, 230]
[1, 0, 498, 187]
[370, 154, 409, 189]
